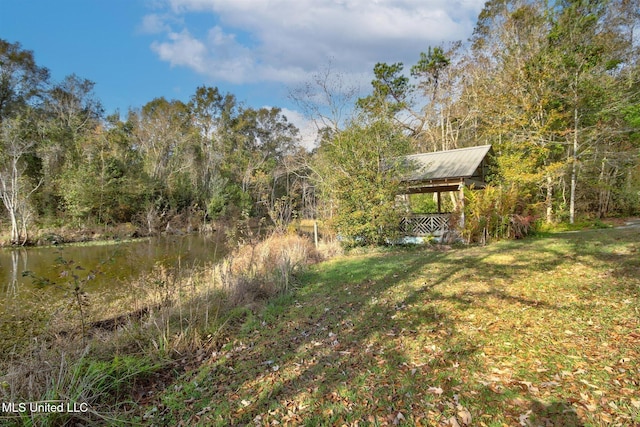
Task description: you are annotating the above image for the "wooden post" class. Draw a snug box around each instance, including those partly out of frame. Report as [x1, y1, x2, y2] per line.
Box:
[437, 192, 442, 214]
[458, 184, 465, 230]
[313, 221, 319, 249]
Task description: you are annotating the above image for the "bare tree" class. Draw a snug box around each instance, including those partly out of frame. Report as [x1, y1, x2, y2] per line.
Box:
[0, 118, 41, 244]
[288, 60, 360, 134]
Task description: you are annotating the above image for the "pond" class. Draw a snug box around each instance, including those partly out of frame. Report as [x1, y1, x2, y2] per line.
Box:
[0, 233, 229, 318]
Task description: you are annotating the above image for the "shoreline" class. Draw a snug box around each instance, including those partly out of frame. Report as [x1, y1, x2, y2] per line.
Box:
[0, 221, 221, 249]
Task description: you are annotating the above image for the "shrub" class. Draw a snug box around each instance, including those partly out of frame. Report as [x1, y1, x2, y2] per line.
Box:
[463, 184, 538, 244]
[316, 118, 412, 246]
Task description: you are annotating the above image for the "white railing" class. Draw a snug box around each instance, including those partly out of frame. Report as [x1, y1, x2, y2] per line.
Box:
[400, 213, 451, 236]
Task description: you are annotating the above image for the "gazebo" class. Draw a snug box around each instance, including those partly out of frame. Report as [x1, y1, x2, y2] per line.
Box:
[397, 145, 493, 236]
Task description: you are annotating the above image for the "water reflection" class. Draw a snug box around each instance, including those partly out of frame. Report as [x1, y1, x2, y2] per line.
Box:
[6, 249, 26, 297]
[0, 234, 227, 314]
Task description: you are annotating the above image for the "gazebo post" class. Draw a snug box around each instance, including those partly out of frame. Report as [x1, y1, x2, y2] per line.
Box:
[437, 192, 441, 214]
[458, 184, 465, 229]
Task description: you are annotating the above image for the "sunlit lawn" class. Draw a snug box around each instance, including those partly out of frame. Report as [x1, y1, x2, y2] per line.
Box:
[135, 227, 640, 426]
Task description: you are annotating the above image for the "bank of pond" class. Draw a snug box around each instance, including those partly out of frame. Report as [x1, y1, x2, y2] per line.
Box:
[0, 233, 229, 352]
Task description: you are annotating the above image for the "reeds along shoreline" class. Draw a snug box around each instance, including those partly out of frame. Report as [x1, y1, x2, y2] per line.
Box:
[0, 232, 337, 426]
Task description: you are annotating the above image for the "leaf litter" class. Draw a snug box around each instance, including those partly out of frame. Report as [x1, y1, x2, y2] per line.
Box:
[132, 227, 640, 425]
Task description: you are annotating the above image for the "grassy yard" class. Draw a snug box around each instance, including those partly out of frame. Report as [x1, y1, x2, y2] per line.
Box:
[133, 227, 639, 426]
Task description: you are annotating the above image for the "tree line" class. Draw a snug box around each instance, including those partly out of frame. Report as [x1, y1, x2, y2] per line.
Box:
[1, 39, 310, 244]
[1, 0, 639, 245]
[307, 0, 639, 244]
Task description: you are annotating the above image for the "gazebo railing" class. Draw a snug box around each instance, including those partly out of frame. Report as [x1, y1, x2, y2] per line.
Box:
[400, 213, 451, 236]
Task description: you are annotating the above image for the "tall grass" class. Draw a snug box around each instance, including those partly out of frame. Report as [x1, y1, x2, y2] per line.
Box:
[1, 347, 156, 426]
[217, 232, 320, 303]
[0, 232, 322, 425]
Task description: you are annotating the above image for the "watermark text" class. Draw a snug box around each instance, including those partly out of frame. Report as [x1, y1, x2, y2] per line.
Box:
[1, 401, 89, 414]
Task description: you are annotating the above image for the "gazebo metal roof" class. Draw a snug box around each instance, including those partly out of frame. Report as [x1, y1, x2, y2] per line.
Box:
[400, 145, 493, 194]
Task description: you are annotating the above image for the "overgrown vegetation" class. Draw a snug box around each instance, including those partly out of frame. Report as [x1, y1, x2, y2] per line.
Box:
[0, 42, 306, 244]
[315, 118, 412, 246]
[126, 226, 639, 426]
[462, 185, 537, 244]
[0, 233, 324, 426]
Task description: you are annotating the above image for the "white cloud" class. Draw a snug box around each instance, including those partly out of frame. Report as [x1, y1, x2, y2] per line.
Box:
[151, 30, 208, 73]
[280, 107, 319, 151]
[144, 0, 485, 85]
[138, 13, 171, 34]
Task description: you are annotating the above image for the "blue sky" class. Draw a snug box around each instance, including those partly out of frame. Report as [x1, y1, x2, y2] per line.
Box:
[2, 0, 484, 147]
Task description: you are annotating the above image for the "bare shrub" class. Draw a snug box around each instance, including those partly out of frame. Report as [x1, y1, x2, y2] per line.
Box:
[214, 233, 319, 303]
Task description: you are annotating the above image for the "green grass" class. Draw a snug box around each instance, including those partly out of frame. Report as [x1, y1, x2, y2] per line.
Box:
[535, 217, 614, 234]
[125, 228, 639, 424]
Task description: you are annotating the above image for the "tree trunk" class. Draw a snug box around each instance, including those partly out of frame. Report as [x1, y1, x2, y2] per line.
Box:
[545, 175, 553, 223]
[9, 208, 19, 244]
[0, 156, 21, 244]
[569, 99, 578, 224]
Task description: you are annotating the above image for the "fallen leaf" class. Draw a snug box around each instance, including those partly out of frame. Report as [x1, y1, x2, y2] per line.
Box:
[447, 416, 461, 427]
[393, 412, 405, 425]
[196, 406, 211, 416]
[514, 380, 532, 390]
[519, 410, 532, 426]
[511, 398, 528, 408]
[579, 379, 599, 389]
[428, 386, 444, 395]
[457, 406, 472, 425]
[540, 381, 560, 388]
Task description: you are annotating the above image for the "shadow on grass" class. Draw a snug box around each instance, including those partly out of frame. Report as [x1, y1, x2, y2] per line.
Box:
[554, 226, 640, 296]
[528, 400, 585, 427]
[145, 228, 640, 425]
[242, 252, 452, 424]
[146, 246, 543, 423]
[142, 251, 463, 424]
